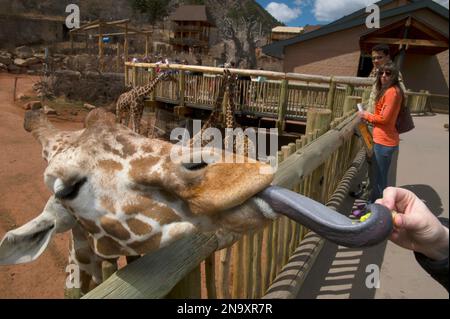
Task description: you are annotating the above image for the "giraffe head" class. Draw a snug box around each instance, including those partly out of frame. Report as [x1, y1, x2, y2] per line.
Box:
[0, 108, 309, 264]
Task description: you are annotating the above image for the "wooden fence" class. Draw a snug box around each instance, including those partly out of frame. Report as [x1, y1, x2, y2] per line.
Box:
[125, 63, 375, 132]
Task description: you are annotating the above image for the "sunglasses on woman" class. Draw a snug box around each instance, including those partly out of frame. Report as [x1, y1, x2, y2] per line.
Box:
[379, 70, 392, 76]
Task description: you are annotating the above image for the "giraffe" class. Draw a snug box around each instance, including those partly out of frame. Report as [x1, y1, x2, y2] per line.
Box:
[191, 69, 255, 157]
[116, 71, 177, 135]
[0, 109, 392, 295]
[0, 108, 280, 295]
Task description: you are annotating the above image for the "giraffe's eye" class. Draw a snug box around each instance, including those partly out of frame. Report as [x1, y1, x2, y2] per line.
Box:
[55, 178, 87, 200]
[182, 161, 209, 171]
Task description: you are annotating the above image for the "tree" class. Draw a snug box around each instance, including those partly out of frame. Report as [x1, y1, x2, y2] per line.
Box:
[130, 0, 169, 24]
[219, 1, 261, 68]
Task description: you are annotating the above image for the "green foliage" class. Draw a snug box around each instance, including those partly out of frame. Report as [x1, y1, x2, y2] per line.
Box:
[129, 0, 169, 24]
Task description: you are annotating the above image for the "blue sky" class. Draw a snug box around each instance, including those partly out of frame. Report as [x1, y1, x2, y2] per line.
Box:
[256, 0, 449, 27]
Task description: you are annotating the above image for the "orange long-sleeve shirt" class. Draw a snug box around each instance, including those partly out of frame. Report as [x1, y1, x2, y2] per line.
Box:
[363, 86, 402, 147]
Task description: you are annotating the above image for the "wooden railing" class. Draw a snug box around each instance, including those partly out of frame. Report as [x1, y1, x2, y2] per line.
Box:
[125, 63, 374, 132]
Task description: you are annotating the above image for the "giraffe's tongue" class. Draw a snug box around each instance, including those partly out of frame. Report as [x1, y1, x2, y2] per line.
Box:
[257, 186, 393, 248]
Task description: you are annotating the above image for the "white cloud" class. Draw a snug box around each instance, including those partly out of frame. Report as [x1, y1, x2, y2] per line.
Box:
[266, 2, 302, 23]
[433, 0, 449, 9]
[312, 0, 449, 23]
[313, 0, 378, 22]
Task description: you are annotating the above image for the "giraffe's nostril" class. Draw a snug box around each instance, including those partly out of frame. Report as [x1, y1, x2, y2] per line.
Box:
[54, 177, 88, 200]
[182, 161, 209, 171]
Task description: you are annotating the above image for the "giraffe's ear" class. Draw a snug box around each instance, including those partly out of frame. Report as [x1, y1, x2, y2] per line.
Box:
[0, 196, 75, 265]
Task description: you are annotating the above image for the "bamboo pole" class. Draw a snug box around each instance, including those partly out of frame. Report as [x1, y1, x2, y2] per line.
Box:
[231, 241, 244, 298]
[343, 96, 362, 116]
[243, 234, 254, 298]
[219, 248, 231, 299]
[262, 225, 272, 294]
[252, 231, 263, 298]
[116, 42, 120, 72]
[124, 23, 129, 63]
[102, 260, 117, 282]
[205, 254, 217, 299]
[179, 70, 185, 107]
[277, 79, 289, 134]
[98, 23, 104, 72]
[326, 77, 336, 115]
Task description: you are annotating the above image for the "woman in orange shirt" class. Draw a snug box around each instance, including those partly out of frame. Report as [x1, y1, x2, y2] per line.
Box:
[359, 62, 404, 203]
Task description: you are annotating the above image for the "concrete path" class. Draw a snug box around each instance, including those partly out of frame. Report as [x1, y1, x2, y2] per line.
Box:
[297, 114, 449, 299]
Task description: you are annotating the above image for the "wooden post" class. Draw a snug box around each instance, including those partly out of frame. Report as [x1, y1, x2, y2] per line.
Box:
[116, 42, 120, 72]
[149, 68, 156, 101]
[13, 77, 18, 102]
[205, 255, 217, 299]
[326, 77, 336, 116]
[345, 84, 354, 97]
[145, 34, 150, 57]
[98, 23, 104, 72]
[277, 79, 289, 134]
[306, 108, 332, 136]
[132, 66, 138, 87]
[343, 96, 362, 115]
[102, 260, 118, 282]
[179, 70, 185, 106]
[70, 33, 74, 55]
[124, 64, 129, 86]
[124, 23, 129, 63]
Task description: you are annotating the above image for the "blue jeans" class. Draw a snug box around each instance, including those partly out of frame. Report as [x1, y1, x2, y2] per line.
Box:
[370, 143, 399, 203]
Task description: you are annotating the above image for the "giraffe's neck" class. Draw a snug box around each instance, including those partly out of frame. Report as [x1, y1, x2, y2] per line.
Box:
[134, 74, 164, 98]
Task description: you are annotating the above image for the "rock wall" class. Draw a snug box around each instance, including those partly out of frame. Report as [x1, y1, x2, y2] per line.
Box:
[53, 70, 126, 105]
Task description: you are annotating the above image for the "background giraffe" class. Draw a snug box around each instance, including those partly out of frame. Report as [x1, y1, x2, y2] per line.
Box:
[116, 71, 177, 135]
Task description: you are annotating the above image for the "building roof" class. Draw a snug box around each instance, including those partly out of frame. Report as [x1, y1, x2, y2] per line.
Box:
[170, 5, 213, 24]
[272, 26, 304, 34]
[262, 0, 449, 58]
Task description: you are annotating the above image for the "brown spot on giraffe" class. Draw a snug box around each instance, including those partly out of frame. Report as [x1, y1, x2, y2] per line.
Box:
[100, 196, 116, 214]
[100, 216, 131, 240]
[126, 218, 152, 236]
[128, 156, 160, 185]
[128, 233, 163, 254]
[96, 236, 128, 256]
[97, 160, 123, 174]
[141, 143, 154, 153]
[122, 196, 181, 225]
[75, 247, 92, 265]
[116, 135, 137, 156]
[78, 217, 101, 234]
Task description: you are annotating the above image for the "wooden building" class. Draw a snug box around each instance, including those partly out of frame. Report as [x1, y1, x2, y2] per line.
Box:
[262, 0, 449, 100]
[169, 5, 215, 55]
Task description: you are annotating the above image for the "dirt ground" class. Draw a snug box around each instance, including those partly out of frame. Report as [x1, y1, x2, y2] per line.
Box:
[0, 73, 88, 298]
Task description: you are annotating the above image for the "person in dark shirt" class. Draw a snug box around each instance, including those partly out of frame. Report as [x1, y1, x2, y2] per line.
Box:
[377, 187, 449, 291]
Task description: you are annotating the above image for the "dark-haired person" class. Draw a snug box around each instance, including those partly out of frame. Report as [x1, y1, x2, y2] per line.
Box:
[359, 62, 404, 203]
[367, 44, 406, 113]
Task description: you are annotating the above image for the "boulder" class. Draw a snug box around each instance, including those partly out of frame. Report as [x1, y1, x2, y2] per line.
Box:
[23, 101, 42, 110]
[14, 58, 27, 66]
[18, 93, 30, 101]
[7, 64, 22, 73]
[0, 55, 12, 65]
[43, 105, 57, 115]
[15, 46, 33, 59]
[14, 57, 41, 67]
[84, 103, 97, 110]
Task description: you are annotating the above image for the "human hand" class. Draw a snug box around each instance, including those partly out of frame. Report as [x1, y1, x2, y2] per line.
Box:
[376, 187, 449, 261]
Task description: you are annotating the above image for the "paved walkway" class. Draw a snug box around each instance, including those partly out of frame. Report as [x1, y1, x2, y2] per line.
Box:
[297, 114, 449, 299]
